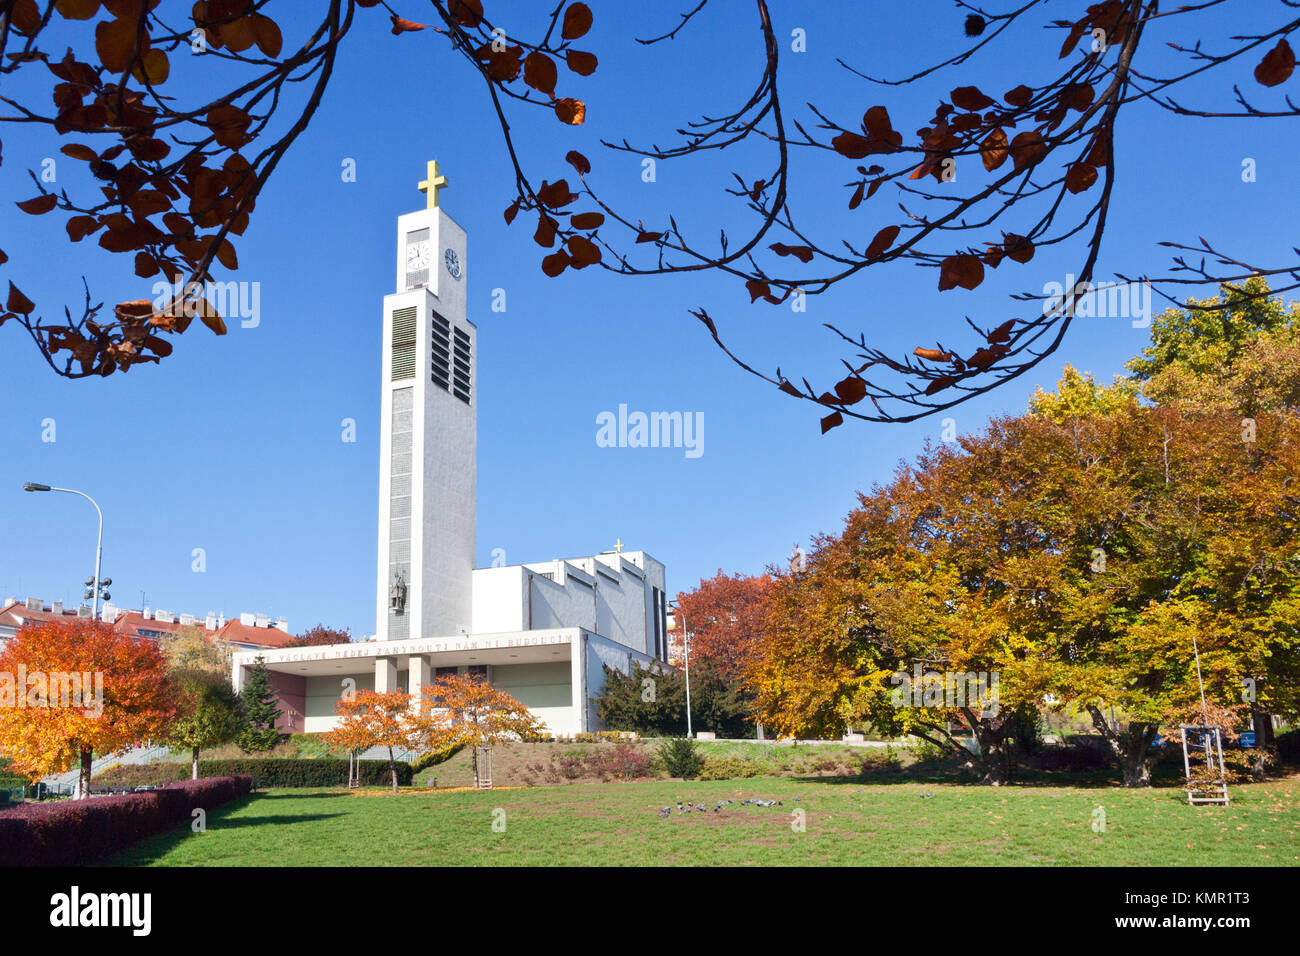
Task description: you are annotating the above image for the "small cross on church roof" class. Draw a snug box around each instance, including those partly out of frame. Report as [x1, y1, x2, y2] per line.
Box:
[418, 159, 449, 209]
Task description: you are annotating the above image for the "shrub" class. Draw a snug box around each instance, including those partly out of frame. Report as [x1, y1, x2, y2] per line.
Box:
[1277, 729, 1300, 765]
[590, 742, 656, 780]
[656, 737, 704, 780]
[0, 775, 250, 866]
[698, 756, 766, 780]
[198, 758, 412, 788]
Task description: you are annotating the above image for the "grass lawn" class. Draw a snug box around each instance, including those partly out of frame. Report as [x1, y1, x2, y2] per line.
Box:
[107, 774, 1300, 867]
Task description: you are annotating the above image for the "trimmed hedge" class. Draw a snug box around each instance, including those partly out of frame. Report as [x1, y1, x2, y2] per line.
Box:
[0, 775, 251, 867]
[198, 758, 414, 788]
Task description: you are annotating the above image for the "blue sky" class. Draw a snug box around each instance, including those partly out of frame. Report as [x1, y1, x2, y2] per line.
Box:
[2, 2, 1294, 636]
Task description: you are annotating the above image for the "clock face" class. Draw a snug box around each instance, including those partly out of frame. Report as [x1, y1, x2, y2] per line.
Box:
[406, 240, 431, 270]
[444, 248, 462, 279]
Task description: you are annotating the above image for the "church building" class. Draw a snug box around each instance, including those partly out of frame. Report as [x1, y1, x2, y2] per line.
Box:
[231, 164, 670, 735]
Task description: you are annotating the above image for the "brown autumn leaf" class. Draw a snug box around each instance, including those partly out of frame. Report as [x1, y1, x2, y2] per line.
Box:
[832, 132, 872, 159]
[219, 14, 257, 53]
[55, 0, 102, 20]
[133, 48, 169, 85]
[770, 243, 814, 263]
[951, 85, 995, 111]
[485, 46, 523, 83]
[937, 254, 984, 291]
[1058, 19, 1088, 59]
[9, 0, 42, 36]
[567, 235, 601, 268]
[61, 143, 98, 162]
[862, 105, 897, 141]
[6, 282, 35, 315]
[541, 249, 569, 277]
[1003, 233, 1034, 263]
[115, 299, 154, 318]
[833, 376, 867, 405]
[1009, 130, 1047, 169]
[537, 179, 575, 208]
[820, 411, 844, 434]
[1065, 163, 1098, 193]
[390, 16, 427, 35]
[570, 211, 604, 229]
[17, 194, 58, 215]
[1062, 82, 1094, 111]
[566, 150, 591, 175]
[746, 279, 772, 303]
[566, 50, 598, 76]
[562, 3, 593, 40]
[134, 251, 159, 277]
[1004, 84, 1033, 107]
[981, 127, 1009, 172]
[635, 231, 663, 244]
[967, 345, 1008, 368]
[913, 346, 950, 363]
[554, 98, 586, 125]
[864, 224, 900, 260]
[96, 16, 142, 73]
[504, 201, 520, 225]
[66, 215, 101, 241]
[252, 14, 283, 57]
[1085, 129, 1110, 167]
[1254, 39, 1295, 87]
[987, 319, 1016, 344]
[215, 237, 238, 270]
[924, 375, 958, 395]
[524, 52, 557, 96]
[206, 105, 252, 149]
[449, 0, 483, 28]
[534, 214, 558, 247]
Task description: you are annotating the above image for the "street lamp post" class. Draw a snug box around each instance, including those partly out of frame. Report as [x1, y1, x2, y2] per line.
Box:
[23, 483, 105, 618]
[668, 599, 693, 739]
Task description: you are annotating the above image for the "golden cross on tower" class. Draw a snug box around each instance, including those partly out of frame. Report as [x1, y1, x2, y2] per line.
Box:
[613, 538, 624, 553]
[417, 160, 449, 209]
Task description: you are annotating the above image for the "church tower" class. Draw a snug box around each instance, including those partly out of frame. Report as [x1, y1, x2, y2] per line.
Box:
[376, 161, 476, 641]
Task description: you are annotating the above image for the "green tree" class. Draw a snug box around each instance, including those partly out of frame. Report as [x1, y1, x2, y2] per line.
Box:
[163, 625, 232, 677]
[237, 656, 285, 754]
[592, 665, 686, 738]
[166, 669, 245, 779]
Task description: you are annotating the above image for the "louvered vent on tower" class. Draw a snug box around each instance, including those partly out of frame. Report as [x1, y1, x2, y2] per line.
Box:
[453, 326, 471, 404]
[431, 312, 450, 391]
[391, 306, 418, 380]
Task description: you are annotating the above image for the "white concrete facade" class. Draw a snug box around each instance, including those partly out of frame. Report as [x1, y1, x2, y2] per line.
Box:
[376, 206, 475, 643]
[233, 175, 670, 740]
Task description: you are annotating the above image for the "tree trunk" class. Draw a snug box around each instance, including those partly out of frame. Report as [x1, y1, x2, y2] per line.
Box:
[388, 746, 398, 794]
[192, 746, 200, 780]
[968, 715, 1012, 786]
[1250, 706, 1274, 780]
[77, 747, 93, 800]
[471, 745, 480, 789]
[1088, 705, 1157, 787]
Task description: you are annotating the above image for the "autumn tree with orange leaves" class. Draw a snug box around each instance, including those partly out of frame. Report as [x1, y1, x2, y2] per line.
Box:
[3, 2, 1297, 429]
[324, 689, 424, 793]
[413, 672, 542, 789]
[0, 618, 177, 798]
